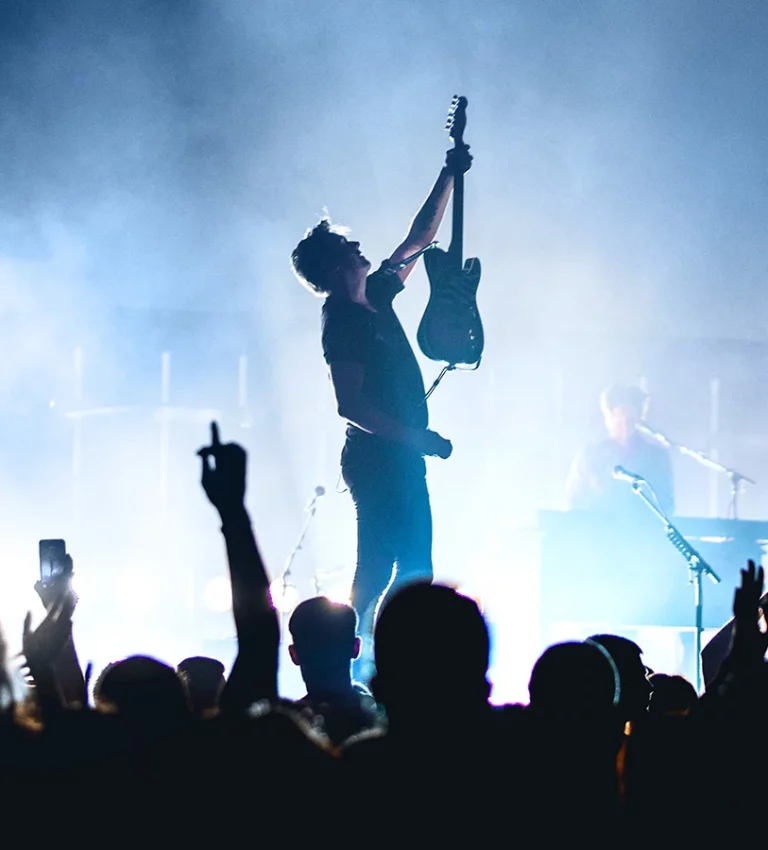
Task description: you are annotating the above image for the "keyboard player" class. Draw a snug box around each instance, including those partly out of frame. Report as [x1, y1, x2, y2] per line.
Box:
[565, 384, 675, 516]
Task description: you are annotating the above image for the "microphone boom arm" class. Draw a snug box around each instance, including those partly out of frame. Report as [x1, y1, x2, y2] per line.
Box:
[638, 424, 755, 484]
[638, 423, 755, 519]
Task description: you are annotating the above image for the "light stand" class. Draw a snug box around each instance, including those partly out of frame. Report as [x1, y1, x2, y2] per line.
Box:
[623, 479, 721, 693]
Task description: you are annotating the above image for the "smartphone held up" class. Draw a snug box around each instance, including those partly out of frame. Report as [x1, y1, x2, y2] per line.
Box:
[38, 539, 72, 585]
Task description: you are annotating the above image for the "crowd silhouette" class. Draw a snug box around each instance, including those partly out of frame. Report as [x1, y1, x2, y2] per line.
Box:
[2, 421, 765, 846]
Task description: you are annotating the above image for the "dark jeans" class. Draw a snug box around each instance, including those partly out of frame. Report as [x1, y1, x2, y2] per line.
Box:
[342, 442, 433, 644]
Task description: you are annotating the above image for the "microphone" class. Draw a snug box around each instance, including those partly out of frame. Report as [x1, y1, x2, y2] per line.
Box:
[305, 485, 325, 511]
[613, 465, 646, 485]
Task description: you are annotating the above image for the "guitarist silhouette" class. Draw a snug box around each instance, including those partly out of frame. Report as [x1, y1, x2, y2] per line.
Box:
[418, 96, 484, 368]
[291, 129, 471, 681]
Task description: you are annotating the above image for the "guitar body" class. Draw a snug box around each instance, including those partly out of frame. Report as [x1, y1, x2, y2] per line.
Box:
[418, 247, 484, 365]
[417, 95, 484, 367]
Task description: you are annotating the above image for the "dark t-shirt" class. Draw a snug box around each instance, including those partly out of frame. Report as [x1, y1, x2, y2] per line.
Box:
[321, 263, 427, 462]
[565, 433, 675, 516]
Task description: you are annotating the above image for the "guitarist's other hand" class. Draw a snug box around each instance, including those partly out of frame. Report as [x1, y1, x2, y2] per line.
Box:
[414, 429, 453, 459]
[445, 143, 472, 176]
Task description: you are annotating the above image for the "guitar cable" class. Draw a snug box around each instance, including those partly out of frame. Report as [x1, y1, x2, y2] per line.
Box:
[424, 365, 455, 402]
[333, 357, 482, 495]
[423, 357, 481, 402]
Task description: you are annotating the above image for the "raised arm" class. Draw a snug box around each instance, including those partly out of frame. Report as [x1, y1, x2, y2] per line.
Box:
[388, 145, 472, 284]
[704, 560, 768, 705]
[32, 569, 87, 708]
[22, 576, 86, 718]
[198, 422, 279, 710]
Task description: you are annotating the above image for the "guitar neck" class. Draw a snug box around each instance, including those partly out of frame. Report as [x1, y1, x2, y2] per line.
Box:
[448, 169, 464, 267]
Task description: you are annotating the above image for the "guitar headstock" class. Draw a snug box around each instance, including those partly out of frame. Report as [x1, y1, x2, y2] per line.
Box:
[445, 95, 468, 146]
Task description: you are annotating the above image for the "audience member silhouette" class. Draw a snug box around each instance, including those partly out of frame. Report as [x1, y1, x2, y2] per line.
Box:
[588, 634, 652, 724]
[525, 641, 625, 843]
[528, 640, 619, 721]
[343, 582, 510, 845]
[369, 581, 491, 734]
[288, 596, 377, 746]
[647, 673, 697, 717]
[94, 655, 190, 724]
[177, 656, 226, 717]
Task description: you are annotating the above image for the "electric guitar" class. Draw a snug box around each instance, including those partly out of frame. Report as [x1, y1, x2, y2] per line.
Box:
[417, 96, 484, 367]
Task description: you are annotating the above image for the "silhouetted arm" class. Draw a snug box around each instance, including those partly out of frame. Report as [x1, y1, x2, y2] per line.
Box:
[50, 634, 87, 707]
[31, 574, 87, 708]
[702, 619, 735, 691]
[703, 588, 768, 691]
[22, 582, 87, 718]
[704, 561, 768, 704]
[389, 146, 472, 284]
[219, 506, 278, 709]
[198, 423, 279, 711]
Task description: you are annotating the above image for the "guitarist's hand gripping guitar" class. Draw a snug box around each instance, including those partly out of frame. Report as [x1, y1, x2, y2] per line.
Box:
[417, 96, 484, 368]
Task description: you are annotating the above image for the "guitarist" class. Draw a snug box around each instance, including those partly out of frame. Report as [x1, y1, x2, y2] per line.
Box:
[291, 143, 472, 678]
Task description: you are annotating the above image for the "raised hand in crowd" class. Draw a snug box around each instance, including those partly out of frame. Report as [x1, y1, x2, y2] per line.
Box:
[702, 583, 768, 691]
[198, 422, 278, 710]
[22, 570, 86, 716]
[199, 422, 246, 515]
[33, 565, 88, 709]
[730, 559, 768, 664]
[705, 560, 768, 708]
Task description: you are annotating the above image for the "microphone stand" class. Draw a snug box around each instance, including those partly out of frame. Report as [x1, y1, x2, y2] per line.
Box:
[274, 491, 323, 635]
[622, 478, 721, 693]
[639, 425, 755, 519]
